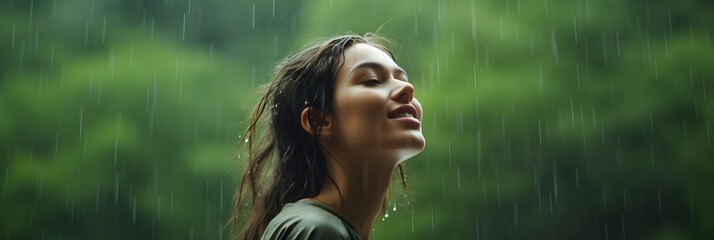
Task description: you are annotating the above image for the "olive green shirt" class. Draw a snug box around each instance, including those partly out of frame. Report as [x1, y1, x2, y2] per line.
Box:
[261, 200, 362, 240]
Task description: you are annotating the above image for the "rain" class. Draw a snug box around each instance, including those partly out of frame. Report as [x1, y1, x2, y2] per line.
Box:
[0, 0, 713, 239]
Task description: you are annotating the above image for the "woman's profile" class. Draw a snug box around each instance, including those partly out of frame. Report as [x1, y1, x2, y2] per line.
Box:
[230, 33, 425, 240]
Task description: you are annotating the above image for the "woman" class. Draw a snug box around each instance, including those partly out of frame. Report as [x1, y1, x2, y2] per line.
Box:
[230, 33, 426, 240]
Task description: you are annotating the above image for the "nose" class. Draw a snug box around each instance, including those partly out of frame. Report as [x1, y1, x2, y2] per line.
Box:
[392, 81, 415, 104]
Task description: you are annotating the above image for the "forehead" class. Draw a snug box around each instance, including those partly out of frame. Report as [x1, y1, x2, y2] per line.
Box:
[338, 43, 398, 76]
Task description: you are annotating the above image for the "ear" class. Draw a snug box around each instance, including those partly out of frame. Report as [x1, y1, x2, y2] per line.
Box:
[300, 107, 333, 138]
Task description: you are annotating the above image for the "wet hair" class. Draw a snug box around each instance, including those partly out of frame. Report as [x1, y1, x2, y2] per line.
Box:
[229, 33, 409, 239]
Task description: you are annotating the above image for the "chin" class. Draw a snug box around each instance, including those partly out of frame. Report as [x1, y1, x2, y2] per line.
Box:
[395, 134, 426, 163]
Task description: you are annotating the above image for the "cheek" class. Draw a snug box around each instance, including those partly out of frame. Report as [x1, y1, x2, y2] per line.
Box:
[334, 91, 386, 140]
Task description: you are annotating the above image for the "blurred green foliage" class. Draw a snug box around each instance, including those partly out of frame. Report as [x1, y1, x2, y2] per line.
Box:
[1, 0, 712, 239]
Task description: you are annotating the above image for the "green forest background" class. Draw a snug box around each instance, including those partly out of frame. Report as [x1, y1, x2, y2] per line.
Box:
[1, 0, 712, 239]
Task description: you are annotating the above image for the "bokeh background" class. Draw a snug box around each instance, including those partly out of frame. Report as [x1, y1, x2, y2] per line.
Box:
[1, 0, 713, 239]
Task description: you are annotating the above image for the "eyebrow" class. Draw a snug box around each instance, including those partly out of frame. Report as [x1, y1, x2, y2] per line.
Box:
[348, 62, 408, 80]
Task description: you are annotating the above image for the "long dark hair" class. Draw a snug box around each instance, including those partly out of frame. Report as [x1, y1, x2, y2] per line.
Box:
[229, 33, 410, 239]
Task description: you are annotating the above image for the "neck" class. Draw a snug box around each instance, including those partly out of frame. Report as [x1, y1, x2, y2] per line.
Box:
[309, 152, 396, 240]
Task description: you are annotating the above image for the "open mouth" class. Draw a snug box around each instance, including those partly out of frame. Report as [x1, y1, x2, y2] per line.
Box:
[388, 105, 419, 121]
[390, 112, 415, 118]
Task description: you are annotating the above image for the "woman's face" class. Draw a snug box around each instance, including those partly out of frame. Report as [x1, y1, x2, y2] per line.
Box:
[329, 43, 425, 164]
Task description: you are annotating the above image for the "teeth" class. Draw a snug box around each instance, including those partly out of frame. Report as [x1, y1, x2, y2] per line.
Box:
[396, 112, 414, 118]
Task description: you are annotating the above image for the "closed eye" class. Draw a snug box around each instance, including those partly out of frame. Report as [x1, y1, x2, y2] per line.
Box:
[363, 79, 380, 86]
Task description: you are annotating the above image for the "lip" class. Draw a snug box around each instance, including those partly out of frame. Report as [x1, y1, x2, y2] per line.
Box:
[388, 105, 419, 120]
[388, 105, 421, 128]
[391, 116, 422, 128]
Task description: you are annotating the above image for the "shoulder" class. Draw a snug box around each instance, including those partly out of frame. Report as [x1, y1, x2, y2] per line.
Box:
[261, 201, 359, 240]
